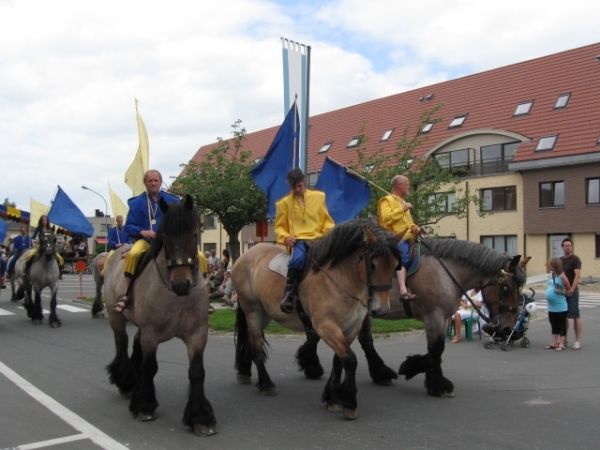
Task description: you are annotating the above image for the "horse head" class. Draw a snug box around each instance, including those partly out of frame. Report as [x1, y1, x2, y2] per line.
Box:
[362, 225, 402, 317]
[481, 255, 531, 338]
[157, 194, 200, 296]
[39, 229, 57, 261]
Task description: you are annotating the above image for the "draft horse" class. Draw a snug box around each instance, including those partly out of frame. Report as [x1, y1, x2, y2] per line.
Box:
[102, 195, 216, 436]
[232, 218, 402, 419]
[14, 229, 62, 327]
[290, 238, 528, 398]
[376, 238, 527, 397]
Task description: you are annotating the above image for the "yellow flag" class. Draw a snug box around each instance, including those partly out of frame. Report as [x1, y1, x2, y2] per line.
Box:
[124, 99, 149, 196]
[30, 198, 49, 228]
[108, 183, 129, 223]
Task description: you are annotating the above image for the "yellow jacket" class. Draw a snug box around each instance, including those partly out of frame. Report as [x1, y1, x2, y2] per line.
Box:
[274, 189, 335, 246]
[378, 194, 416, 240]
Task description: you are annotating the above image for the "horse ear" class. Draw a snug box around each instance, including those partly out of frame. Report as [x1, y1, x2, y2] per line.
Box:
[508, 255, 522, 271]
[159, 198, 170, 214]
[520, 256, 532, 267]
[183, 194, 194, 211]
[364, 227, 377, 245]
[394, 229, 407, 244]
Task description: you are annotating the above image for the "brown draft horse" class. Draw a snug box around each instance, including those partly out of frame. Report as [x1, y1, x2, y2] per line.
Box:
[101, 195, 216, 436]
[298, 238, 529, 398]
[232, 218, 402, 419]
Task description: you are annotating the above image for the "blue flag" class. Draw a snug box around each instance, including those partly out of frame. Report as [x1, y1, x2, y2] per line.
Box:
[0, 219, 7, 243]
[315, 157, 371, 223]
[250, 103, 300, 219]
[48, 186, 95, 237]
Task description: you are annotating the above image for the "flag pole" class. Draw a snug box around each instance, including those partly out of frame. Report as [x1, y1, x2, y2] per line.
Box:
[325, 157, 393, 197]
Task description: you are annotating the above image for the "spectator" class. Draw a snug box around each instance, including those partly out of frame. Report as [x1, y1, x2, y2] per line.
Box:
[561, 238, 582, 350]
[208, 249, 221, 268]
[209, 261, 226, 291]
[544, 258, 570, 351]
[450, 288, 483, 343]
[222, 249, 230, 270]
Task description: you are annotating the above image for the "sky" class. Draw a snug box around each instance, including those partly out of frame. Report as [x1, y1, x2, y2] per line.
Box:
[1, 0, 599, 219]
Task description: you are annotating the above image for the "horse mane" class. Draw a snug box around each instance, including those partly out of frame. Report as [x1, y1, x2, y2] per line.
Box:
[309, 218, 400, 272]
[421, 238, 526, 285]
[147, 199, 199, 259]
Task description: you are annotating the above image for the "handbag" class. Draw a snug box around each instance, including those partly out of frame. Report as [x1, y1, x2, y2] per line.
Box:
[552, 273, 567, 296]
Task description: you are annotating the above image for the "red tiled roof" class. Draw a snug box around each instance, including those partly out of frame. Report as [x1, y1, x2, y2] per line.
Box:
[188, 42, 600, 170]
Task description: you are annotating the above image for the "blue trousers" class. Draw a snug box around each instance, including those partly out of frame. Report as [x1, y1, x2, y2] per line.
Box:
[397, 240, 410, 269]
[288, 241, 308, 270]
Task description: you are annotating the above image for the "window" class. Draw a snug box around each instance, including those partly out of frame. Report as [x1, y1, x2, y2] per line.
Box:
[554, 93, 571, 109]
[587, 178, 600, 204]
[364, 164, 375, 173]
[381, 129, 394, 141]
[480, 142, 519, 175]
[204, 214, 216, 230]
[347, 136, 359, 148]
[480, 186, 517, 211]
[203, 243, 216, 253]
[318, 142, 332, 153]
[481, 235, 518, 255]
[100, 224, 108, 232]
[307, 172, 320, 187]
[596, 234, 600, 259]
[540, 181, 564, 208]
[433, 148, 472, 176]
[448, 114, 467, 128]
[514, 101, 533, 116]
[421, 122, 434, 133]
[428, 192, 456, 213]
[535, 135, 558, 151]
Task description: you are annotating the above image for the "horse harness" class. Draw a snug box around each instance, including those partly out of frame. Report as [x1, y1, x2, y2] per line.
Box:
[153, 247, 200, 292]
[410, 237, 519, 324]
[304, 243, 392, 309]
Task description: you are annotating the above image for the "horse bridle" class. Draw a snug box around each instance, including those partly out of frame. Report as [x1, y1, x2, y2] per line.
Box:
[153, 239, 200, 291]
[305, 244, 393, 308]
[418, 237, 519, 324]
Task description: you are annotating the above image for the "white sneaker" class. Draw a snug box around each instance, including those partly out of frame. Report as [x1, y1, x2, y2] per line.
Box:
[572, 341, 581, 350]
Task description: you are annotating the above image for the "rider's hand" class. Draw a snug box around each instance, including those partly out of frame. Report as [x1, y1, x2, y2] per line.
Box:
[141, 230, 156, 240]
[284, 236, 297, 247]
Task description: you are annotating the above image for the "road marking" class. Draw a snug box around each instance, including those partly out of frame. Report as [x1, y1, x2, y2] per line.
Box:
[18, 433, 89, 449]
[0, 360, 128, 450]
[0, 308, 16, 316]
[56, 305, 89, 313]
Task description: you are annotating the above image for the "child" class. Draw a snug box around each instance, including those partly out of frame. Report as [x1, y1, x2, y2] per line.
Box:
[544, 258, 570, 352]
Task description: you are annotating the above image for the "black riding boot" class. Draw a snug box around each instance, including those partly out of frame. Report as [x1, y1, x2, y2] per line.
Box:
[280, 268, 301, 314]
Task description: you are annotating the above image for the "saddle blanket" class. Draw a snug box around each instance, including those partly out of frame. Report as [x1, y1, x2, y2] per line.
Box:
[269, 252, 291, 278]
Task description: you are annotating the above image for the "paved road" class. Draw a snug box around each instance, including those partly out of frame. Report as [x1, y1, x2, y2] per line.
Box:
[1, 280, 599, 450]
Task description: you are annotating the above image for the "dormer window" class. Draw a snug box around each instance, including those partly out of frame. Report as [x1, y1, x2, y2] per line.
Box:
[535, 135, 558, 151]
[318, 142, 333, 153]
[514, 101, 533, 116]
[421, 122, 434, 133]
[347, 137, 359, 148]
[381, 129, 394, 142]
[448, 114, 467, 128]
[554, 93, 571, 109]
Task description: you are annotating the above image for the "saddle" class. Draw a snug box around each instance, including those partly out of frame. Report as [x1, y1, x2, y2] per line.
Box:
[406, 242, 421, 277]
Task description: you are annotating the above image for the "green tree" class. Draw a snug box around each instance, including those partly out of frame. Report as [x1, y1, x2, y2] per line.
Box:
[171, 120, 267, 262]
[345, 104, 485, 234]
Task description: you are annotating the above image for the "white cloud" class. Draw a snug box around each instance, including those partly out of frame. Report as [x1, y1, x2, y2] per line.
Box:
[1, 0, 597, 219]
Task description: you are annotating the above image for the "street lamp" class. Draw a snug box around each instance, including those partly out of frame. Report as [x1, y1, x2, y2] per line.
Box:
[81, 186, 109, 252]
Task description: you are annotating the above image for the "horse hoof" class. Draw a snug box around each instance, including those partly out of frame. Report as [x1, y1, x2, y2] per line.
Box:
[93, 312, 105, 319]
[33, 320, 43, 325]
[236, 373, 251, 385]
[342, 408, 358, 420]
[440, 392, 456, 398]
[327, 404, 342, 413]
[136, 412, 156, 422]
[50, 322, 61, 328]
[193, 424, 217, 437]
[118, 389, 132, 399]
[259, 387, 277, 397]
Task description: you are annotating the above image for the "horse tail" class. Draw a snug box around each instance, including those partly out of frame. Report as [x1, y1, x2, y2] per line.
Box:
[234, 305, 253, 378]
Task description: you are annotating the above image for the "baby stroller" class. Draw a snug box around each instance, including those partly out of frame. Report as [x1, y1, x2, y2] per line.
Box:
[484, 288, 537, 351]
